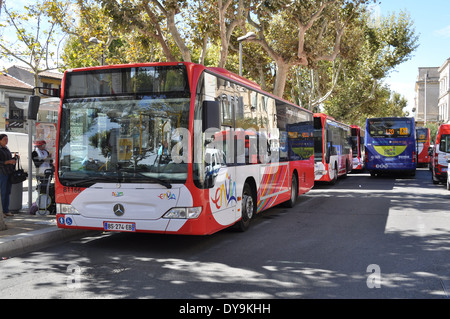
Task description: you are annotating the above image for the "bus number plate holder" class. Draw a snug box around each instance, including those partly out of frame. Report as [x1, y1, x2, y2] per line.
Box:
[104, 221, 136, 232]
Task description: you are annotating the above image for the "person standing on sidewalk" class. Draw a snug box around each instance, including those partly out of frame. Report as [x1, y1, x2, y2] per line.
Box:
[32, 140, 51, 175]
[0, 134, 17, 217]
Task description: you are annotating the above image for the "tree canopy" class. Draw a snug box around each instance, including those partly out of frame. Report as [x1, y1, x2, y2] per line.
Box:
[0, 0, 70, 85]
[0, 0, 419, 124]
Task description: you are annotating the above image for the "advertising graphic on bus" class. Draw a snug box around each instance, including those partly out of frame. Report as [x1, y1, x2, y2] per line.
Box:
[313, 113, 352, 183]
[365, 117, 416, 176]
[351, 125, 365, 171]
[54, 62, 315, 235]
[416, 127, 430, 166]
[431, 124, 450, 184]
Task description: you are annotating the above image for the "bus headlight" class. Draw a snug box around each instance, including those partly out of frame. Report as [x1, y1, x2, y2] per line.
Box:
[163, 207, 202, 219]
[57, 204, 80, 215]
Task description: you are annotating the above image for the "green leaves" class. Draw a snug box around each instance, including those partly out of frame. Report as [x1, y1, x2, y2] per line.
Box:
[0, 0, 69, 81]
[1, 0, 418, 124]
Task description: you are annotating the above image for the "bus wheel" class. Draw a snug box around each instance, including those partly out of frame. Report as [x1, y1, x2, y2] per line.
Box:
[235, 183, 255, 232]
[330, 164, 338, 184]
[432, 173, 439, 184]
[283, 173, 298, 208]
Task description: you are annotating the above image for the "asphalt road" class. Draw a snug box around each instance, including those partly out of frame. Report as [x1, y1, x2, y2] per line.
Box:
[1, 168, 449, 302]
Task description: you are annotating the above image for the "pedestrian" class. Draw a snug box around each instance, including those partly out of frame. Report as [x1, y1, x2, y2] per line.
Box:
[32, 140, 51, 175]
[158, 140, 169, 156]
[0, 134, 17, 217]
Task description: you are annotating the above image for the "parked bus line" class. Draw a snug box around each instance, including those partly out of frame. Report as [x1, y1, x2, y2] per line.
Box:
[31, 61, 433, 236]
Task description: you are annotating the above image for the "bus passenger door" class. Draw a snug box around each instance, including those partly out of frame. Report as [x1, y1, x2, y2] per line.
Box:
[207, 128, 237, 227]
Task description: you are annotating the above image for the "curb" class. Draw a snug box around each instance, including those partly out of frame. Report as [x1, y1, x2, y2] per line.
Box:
[0, 226, 97, 258]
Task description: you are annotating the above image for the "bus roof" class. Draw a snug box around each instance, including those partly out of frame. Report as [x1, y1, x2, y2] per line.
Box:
[207, 67, 261, 90]
[314, 113, 335, 121]
[438, 124, 450, 133]
[366, 116, 414, 121]
[314, 113, 351, 127]
[65, 62, 261, 90]
[436, 124, 450, 142]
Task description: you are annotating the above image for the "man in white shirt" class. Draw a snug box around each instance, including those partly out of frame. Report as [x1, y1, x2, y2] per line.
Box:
[32, 140, 51, 175]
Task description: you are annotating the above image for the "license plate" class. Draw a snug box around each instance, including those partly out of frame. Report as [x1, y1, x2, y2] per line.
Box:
[104, 221, 136, 232]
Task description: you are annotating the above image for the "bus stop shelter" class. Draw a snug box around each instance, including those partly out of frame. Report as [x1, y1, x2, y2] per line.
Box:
[14, 97, 59, 210]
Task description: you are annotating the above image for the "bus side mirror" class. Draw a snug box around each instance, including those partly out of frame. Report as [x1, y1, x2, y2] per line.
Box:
[36, 87, 60, 98]
[202, 101, 220, 132]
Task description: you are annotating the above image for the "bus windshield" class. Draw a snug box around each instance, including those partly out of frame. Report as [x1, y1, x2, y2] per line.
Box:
[368, 118, 412, 138]
[58, 66, 190, 187]
[416, 128, 428, 143]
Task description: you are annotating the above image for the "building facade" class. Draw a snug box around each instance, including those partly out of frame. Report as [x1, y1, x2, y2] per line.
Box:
[414, 67, 439, 126]
[0, 72, 34, 132]
[438, 58, 450, 123]
[0, 66, 62, 132]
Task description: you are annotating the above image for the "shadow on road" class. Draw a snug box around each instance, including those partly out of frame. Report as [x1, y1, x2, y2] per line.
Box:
[3, 168, 449, 299]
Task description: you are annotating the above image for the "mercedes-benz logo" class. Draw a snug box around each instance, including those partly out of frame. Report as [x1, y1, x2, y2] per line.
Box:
[113, 203, 125, 216]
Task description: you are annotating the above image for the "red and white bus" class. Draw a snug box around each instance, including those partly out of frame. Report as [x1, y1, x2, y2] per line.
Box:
[351, 125, 365, 171]
[416, 127, 430, 166]
[431, 124, 450, 184]
[313, 113, 352, 183]
[54, 62, 315, 235]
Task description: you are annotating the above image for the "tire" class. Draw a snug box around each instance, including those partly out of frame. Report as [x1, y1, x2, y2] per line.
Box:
[283, 173, 298, 208]
[235, 183, 255, 232]
[432, 172, 439, 184]
[330, 164, 338, 184]
[342, 160, 349, 178]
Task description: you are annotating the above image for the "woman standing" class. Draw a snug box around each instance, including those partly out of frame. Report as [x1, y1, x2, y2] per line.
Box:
[0, 134, 17, 217]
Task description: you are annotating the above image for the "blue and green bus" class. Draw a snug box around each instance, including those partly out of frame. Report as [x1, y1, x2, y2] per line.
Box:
[365, 117, 416, 176]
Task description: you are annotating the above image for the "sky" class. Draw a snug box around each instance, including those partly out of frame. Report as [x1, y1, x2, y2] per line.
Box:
[1, 0, 449, 116]
[376, 0, 450, 114]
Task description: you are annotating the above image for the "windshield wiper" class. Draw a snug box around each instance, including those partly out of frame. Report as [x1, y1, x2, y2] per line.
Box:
[62, 178, 99, 186]
[121, 169, 172, 189]
[147, 176, 172, 189]
[61, 171, 172, 189]
[61, 175, 120, 186]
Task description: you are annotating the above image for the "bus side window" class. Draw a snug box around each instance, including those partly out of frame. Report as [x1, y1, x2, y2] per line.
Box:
[440, 138, 447, 153]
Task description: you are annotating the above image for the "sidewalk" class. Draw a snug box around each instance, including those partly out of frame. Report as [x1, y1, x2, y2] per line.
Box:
[0, 181, 96, 258]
